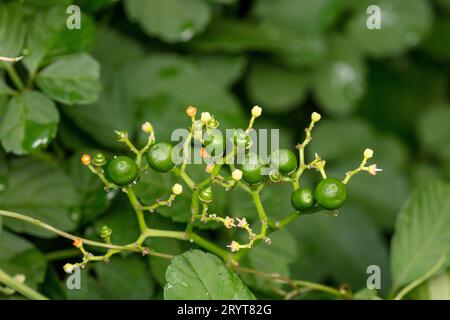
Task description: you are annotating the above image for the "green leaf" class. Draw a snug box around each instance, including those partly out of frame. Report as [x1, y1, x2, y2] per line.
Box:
[361, 62, 447, 138]
[63, 28, 143, 149]
[0, 159, 78, 238]
[190, 55, 246, 88]
[347, 0, 433, 57]
[410, 269, 450, 300]
[246, 61, 309, 113]
[391, 180, 450, 291]
[0, 3, 26, 58]
[94, 255, 155, 299]
[24, 5, 96, 74]
[124, 0, 212, 43]
[36, 53, 101, 105]
[0, 91, 59, 155]
[75, 0, 119, 13]
[0, 230, 47, 288]
[253, 0, 344, 33]
[0, 73, 15, 95]
[191, 20, 327, 67]
[288, 206, 390, 292]
[417, 105, 450, 162]
[126, 54, 245, 142]
[309, 117, 408, 169]
[313, 36, 366, 116]
[93, 196, 140, 245]
[422, 17, 450, 61]
[164, 249, 255, 300]
[20, 0, 72, 7]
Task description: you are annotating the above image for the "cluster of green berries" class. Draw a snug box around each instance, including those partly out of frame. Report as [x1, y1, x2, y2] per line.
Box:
[81, 105, 378, 219]
[81, 141, 176, 187]
[291, 178, 347, 211]
[236, 148, 348, 211]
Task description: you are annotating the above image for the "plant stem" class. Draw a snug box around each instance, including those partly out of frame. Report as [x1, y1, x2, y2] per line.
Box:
[173, 167, 196, 189]
[0, 210, 138, 252]
[4, 63, 24, 91]
[0, 269, 48, 300]
[126, 188, 148, 232]
[251, 190, 268, 238]
[189, 232, 230, 262]
[144, 228, 188, 240]
[233, 265, 351, 299]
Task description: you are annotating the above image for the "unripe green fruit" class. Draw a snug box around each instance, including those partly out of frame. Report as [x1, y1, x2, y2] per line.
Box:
[204, 129, 225, 156]
[271, 149, 297, 174]
[146, 142, 175, 172]
[233, 129, 251, 149]
[239, 153, 264, 185]
[291, 187, 314, 211]
[105, 156, 138, 186]
[314, 178, 347, 210]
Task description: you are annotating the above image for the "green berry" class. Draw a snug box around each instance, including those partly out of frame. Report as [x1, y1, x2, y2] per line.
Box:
[314, 178, 347, 210]
[146, 142, 175, 172]
[239, 153, 264, 185]
[199, 187, 213, 203]
[291, 187, 314, 211]
[271, 149, 297, 174]
[204, 129, 225, 156]
[105, 156, 138, 186]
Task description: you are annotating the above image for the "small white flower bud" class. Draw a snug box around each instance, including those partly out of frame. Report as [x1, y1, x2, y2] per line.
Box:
[224, 216, 235, 229]
[251, 106, 262, 118]
[237, 217, 248, 228]
[227, 241, 240, 252]
[141, 122, 152, 133]
[232, 169, 243, 181]
[63, 263, 75, 274]
[311, 112, 321, 122]
[172, 183, 183, 195]
[201, 112, 212, 123]
[364, 148, 374, 159]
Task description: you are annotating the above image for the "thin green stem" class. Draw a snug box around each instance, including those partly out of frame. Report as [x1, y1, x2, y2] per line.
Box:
[0, 269, 48, 300]
[126, 188, 147, 232]
[4, 63, 24, 91]
[189, 232, 230, 262]
[251, 190, 268, 238]
[0, 210, 138, 252]
[173, 167, 196, 190]
[144, 228, 188, 240]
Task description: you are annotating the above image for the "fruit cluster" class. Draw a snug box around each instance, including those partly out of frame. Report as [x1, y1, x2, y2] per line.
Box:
[79, 106, 381, 257]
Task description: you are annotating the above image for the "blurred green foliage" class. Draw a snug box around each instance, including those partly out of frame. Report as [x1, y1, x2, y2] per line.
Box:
[0, 0, 449, 300]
